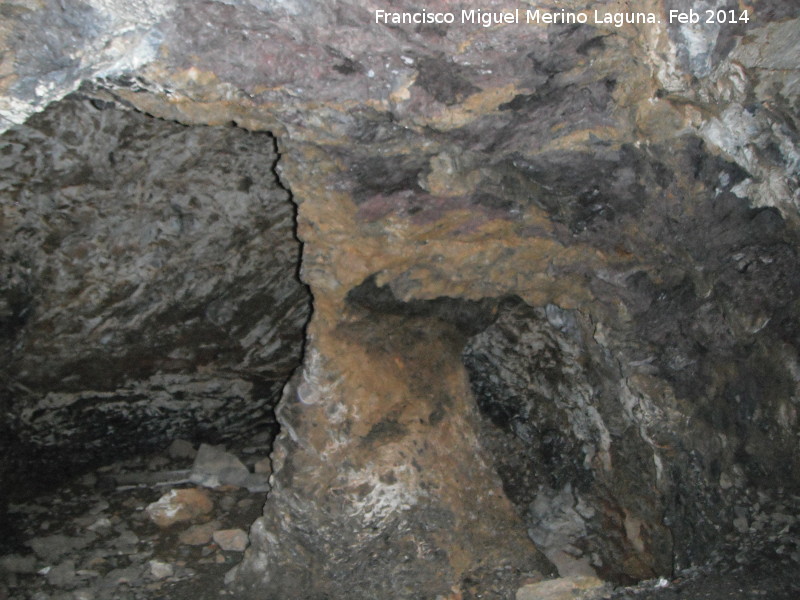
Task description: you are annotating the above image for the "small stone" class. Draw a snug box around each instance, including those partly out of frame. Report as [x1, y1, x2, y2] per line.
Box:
[89, 500, 109, 515]
[147, 455, 171, 470]
[251, 430, 271, 445]
[72, 589, 95, 600]
[74, 569, 100, 579]
[148, 560, 174, 580]
[87, 517, 113, 532]
[122, 497, 141, 510]
[46, 559, 76, 587]
[28, 534, 93, 563]
[190, 444, 250, 489]
[102, 565, 143, 588]
[84, 556, 107, 570]
[213, 529, 249, 552]
[223, 565, 239, 586]
[253, 457, 271, 475]
[179, 521, 220, 546]
[516, 576, 607, 600]
[220, 495, 237, 512]
[146, 488, 213, 527]
[110, 529, 139, 550]
[243, 472, 270, 493]
[168, 439, 198, 460]
[733, 516, 749, 533]
[0, 553, 37, 574]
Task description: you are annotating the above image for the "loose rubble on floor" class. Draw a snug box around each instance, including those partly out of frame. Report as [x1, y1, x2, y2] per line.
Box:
[0, 438, 271, 600]
[2, 434, 799, 600]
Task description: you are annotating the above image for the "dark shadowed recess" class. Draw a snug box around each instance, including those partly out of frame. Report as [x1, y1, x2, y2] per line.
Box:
[346, 259, 800, 585]
[346, 274, 505, 338]
[0, 94, 311, 546]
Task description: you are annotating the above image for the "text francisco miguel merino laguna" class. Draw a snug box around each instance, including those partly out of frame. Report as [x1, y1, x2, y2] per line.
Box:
[375, 7, 747, 27]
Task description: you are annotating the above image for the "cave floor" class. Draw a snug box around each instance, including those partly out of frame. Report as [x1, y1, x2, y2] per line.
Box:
[607, 567, 799, 600]
[0, 440, 270, 600]
[1, 444, 798, 600]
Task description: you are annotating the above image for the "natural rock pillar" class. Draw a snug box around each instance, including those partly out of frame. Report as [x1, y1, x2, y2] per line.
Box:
[233, 149, 556, 599]
[235, 312, 555, 599]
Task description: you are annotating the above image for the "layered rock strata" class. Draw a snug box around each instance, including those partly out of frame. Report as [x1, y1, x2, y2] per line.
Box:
[1, 95, 310, 498]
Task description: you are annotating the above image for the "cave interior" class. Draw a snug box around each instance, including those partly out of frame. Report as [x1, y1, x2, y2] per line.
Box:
[1, 1, 800, 599]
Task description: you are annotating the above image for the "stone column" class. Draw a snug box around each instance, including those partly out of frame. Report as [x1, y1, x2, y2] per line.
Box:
[232, 147, 556, 599]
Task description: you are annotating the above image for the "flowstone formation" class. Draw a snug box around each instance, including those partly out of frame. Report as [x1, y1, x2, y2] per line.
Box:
[2, 0, 799, 598]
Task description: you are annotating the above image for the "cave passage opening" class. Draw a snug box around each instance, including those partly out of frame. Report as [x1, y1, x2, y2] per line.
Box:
[0, 92, 311, 536]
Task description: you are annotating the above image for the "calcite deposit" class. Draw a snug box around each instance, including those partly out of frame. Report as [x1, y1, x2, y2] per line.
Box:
[1, 0, 799, 598]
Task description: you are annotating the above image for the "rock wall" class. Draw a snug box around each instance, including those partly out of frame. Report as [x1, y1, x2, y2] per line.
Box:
[1, 95, 310, 497]
[1, 0, 799, 598]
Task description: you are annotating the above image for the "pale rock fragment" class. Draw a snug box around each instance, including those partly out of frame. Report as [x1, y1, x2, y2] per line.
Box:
[516, 575, 608, 600]
[213, 528, 249, 552]
[45, 559, 76, 587]
[148, 559, 174, 580]
[179, 520, 221, 546]
[190, 443, 270, 492]
[145, 488, 213, 527]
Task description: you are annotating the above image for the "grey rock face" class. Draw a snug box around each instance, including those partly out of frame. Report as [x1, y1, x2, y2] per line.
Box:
[0, 94, 310, 498]
[463, 203, 800, 580]
[464, 302, 673, 581]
